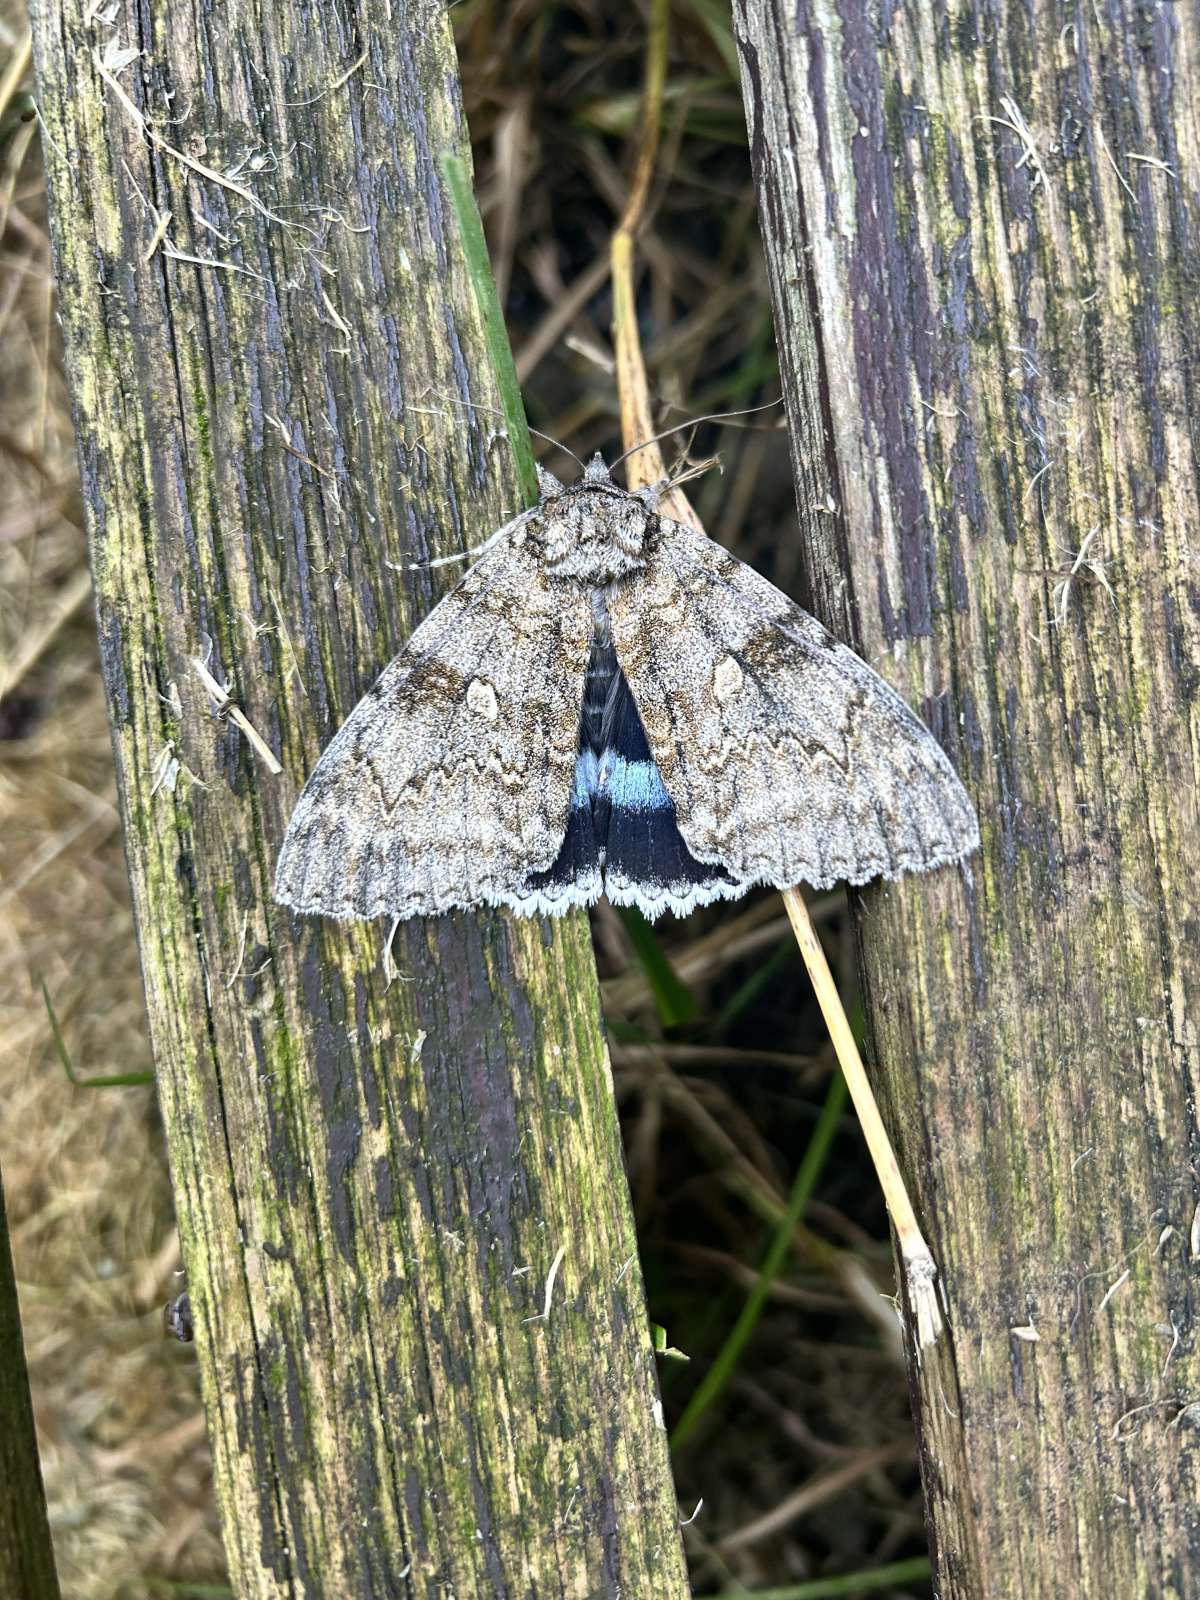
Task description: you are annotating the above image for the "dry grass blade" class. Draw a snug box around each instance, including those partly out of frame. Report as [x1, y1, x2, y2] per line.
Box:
[782, 890, 944, 1349]
[612, 1041, 827, 1074]
[0, 566, 91, 697]
[0, 29, 31, 122]
[718, 1440, 914, 1553]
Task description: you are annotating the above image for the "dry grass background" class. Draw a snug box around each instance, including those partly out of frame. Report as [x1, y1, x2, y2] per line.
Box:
[1, 4, 930, 1596]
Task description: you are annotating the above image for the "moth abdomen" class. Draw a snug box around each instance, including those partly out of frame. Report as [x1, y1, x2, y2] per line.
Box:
[517, 604, 742, 920]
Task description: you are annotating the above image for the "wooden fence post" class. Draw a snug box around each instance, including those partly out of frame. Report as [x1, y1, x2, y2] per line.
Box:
[733, 2, 1200, 1594]
[0, 1167, 62, 1600]
[29, 3, 688, 1593]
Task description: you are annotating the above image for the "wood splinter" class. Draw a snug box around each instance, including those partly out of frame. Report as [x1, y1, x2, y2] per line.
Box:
[191, 655, 283, 775]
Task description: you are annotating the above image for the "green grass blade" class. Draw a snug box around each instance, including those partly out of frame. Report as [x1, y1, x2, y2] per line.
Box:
[440, 151, 539, 506]
[39, 976, 79, 1083]
[651, 1321, 690, 1360]
[38, 977, 154, 1087]
[670, 1069, 848, 1450]
[74, 1072, 157, 1087]
[684, 0, 741, 79]
[697, 1555, 932, 1598]
[714, 937, 794, 1036]
[619, 906, 699, 1028]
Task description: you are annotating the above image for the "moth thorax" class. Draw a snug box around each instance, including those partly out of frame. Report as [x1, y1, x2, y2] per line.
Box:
[540, 488, 653, 585]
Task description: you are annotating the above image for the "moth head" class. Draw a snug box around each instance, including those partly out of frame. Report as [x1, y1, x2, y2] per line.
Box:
[537, 456, 655, 585]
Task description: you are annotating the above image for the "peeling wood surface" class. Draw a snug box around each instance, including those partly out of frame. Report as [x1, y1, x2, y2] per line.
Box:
[29, 3, 688, 1595]
[734, 1, 1200, 1594]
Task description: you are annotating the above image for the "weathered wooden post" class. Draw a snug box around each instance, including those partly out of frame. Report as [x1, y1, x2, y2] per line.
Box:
[0, 1168, 62, 1600]
[734, 1, 1200, 1593]
[29, 3, 688, 1593]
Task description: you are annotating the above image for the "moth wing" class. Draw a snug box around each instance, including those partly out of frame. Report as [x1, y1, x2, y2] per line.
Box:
[275, 522, 593, 919]
[607, 519, 980, 891]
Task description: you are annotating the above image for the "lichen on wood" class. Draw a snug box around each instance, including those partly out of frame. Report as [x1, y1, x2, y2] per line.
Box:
[29, 2, 688, 1594]
[734, 1, 1200, 1594]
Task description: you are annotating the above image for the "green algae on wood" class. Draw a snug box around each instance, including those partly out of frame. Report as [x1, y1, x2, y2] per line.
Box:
[29, 3, 689, 1594]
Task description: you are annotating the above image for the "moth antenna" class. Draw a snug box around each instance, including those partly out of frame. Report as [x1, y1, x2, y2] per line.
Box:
[636, 455, 721, 512]
[665, 454, 722, 492]
[609, 398, 783, 477]
[527, 427, 586, 475]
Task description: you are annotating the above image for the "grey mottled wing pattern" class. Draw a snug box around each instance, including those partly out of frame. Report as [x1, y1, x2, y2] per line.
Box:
[274, 521, 593, 919]
[607, 518, 980, 892]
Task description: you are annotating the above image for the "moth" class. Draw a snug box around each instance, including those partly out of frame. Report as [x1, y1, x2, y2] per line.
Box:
[274, 457, 980, 922]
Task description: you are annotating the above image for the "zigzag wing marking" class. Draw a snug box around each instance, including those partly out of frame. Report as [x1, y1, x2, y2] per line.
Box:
[607, 518, 980, 892]
[274, 520, 593, 919]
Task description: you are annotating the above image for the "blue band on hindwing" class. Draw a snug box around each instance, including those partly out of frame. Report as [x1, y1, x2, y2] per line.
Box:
[519, 639, 739, 919]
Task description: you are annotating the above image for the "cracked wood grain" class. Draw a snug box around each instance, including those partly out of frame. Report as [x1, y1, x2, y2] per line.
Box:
[29, 3, 688, 1595]
[733, 1, 1200, 1595]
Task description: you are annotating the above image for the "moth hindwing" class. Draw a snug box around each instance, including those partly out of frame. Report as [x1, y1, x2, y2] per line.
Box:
[274, 457, 980, 922]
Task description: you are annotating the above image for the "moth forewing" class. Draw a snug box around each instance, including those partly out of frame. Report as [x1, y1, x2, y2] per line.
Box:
[606, 513, 980, 894]
[273, 519, 592, 920]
